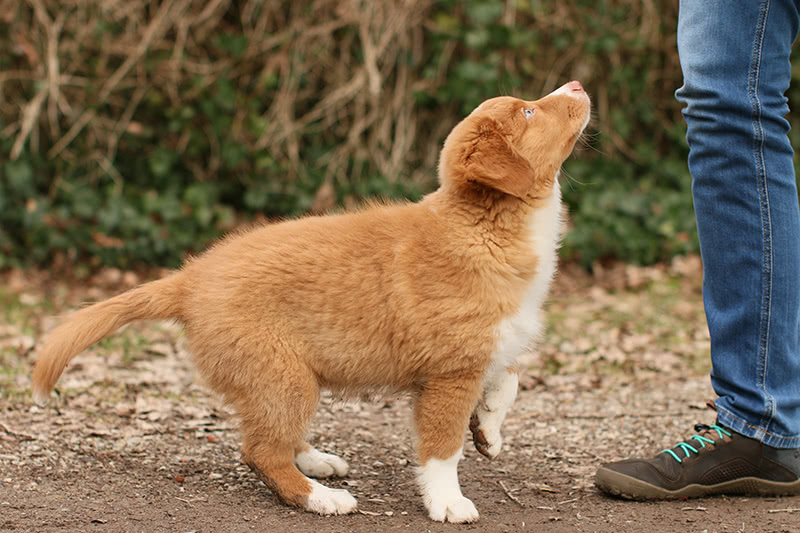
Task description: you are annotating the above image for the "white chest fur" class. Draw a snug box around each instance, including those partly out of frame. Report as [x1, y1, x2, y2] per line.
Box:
[488, 178, 563, 378]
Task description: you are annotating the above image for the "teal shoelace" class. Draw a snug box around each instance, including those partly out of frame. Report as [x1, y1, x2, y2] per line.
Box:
[661, 424, 732, 463]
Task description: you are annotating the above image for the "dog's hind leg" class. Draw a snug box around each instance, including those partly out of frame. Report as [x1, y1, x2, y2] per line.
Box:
[413, 374, 483, 523]
[237, 366, 357, 516]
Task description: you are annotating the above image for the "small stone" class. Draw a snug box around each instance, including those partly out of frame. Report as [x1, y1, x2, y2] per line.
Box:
[115, 404, 134, 417]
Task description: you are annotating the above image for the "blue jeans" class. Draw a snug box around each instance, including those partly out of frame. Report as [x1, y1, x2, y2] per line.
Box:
[677, 0, 800, 447]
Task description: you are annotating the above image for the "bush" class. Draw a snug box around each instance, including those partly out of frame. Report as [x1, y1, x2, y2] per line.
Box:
[1, 0, 793, 270]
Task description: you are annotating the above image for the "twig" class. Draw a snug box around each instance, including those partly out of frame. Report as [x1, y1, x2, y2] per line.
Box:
[187, 0, 228, 26]
[45, 108, 95, 159]
[358, 6, 381, 97]
[98, 0, 185, 103]
[0, 422, 36, 441]
[768, 508, 800, 513]
[27, 0, 65, 138]
[498, 480, 524, 507]
[47, 0, 191, 158]
[106, 85, 147, 162]
[10, 87, 47, 159]
[682, 506, 707, 511]
[562, 413, 685, 420]
[558, 497, 579, 505]
[45, 12, 66, 138]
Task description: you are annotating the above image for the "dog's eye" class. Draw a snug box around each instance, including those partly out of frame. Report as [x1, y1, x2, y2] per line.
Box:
[523, 108, 535, 119]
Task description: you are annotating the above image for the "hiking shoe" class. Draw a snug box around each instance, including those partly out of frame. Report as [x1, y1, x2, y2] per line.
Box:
[595, 423, 800, 499]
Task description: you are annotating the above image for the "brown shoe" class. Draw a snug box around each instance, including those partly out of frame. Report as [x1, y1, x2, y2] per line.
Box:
[595, 423, 800, 499]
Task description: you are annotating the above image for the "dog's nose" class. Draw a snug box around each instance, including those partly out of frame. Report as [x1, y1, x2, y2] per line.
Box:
[550, 80, 588, 98]
[567, 80, 583, 92]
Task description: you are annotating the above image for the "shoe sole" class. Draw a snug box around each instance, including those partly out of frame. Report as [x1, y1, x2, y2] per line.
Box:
[595, 466, 800, 500]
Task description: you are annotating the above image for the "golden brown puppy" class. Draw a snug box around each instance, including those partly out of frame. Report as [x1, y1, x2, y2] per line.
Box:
[33, 81, 590, 523]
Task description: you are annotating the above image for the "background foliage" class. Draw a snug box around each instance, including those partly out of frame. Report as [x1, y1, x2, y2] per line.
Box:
[2, 0, 798, 270]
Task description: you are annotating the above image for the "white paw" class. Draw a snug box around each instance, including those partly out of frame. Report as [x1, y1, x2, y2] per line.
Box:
[470, 412, 504, 459]
[418, 449, 479, 523]
[305, 480, 358, 515]
[481, 428, 503, 459]
[296, 448, 349, 478]
[427, 495, 479, 523]
[471, 369, 518, 460]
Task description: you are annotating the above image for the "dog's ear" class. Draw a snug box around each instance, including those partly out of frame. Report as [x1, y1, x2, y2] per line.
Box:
[463, 118, 536, 199]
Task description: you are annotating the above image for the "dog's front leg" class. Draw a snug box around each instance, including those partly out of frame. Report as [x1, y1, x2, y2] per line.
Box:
[414, 375, 483, 523]
[469, 365, 519, 459]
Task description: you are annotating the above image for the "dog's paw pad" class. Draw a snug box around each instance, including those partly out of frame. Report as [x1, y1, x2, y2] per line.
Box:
[428, 495, 479, 523]
[296, 448, 349, 478]
[306, 481, 357, 515]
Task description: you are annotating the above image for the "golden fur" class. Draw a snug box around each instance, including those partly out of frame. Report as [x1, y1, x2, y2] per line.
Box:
[33, 83, 591, 520]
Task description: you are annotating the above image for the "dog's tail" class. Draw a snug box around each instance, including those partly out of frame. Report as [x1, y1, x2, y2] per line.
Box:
[32, 273, 185, 405]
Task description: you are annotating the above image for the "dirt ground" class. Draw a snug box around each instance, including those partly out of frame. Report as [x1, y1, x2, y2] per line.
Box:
[2, 258, 800, 533]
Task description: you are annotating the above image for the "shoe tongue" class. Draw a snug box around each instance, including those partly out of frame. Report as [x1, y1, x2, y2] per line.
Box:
[694, 424, 718, 441]
[652, 447, 684, 479]
[654, 424, 726, 479]
[697, 423, 733, 444]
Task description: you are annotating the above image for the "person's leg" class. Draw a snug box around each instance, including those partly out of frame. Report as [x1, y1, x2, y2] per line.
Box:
[683, 0, 800, 448]
[595, 0, 800, 499]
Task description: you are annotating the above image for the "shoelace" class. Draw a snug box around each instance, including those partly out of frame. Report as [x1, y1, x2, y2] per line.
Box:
[661, 423, 732, 463]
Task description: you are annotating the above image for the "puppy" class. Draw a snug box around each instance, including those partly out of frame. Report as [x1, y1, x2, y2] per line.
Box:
[33, 81, 590, 523]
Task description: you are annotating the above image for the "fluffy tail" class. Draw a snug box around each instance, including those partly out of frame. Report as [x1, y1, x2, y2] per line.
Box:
[32, 273, 185, 404]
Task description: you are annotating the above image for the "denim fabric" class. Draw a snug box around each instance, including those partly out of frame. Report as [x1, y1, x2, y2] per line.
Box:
[677, 0, 800, 447]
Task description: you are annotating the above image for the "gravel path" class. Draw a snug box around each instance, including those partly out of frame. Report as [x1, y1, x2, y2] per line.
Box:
[2, 260, 799, 532]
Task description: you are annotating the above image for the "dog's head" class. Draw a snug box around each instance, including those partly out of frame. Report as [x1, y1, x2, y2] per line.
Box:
[438, 81, 590, 201]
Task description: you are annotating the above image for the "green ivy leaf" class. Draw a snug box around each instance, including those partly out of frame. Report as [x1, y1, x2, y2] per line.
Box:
[215, 33, 248, 57]
[467, 2, 503, 24]
[4, 160, 34, 196]
[148, 148, 175, 178]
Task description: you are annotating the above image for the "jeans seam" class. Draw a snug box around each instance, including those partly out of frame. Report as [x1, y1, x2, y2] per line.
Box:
[717, 406, 800, 444]
[750, 0, 776, 431]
